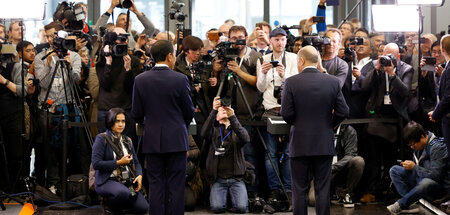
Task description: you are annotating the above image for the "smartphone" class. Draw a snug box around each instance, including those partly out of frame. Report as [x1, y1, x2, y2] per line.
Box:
[424, 56, 436, 65]
[312, 16, 325, 23]
[207, 31, 220, 41]
[270, 61, 279, 67]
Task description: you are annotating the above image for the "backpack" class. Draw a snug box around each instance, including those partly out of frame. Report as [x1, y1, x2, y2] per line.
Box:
[88, 132, 108, 191]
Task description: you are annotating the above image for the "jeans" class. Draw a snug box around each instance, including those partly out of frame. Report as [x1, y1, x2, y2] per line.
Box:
[263, 130, 291, 192]
[210, 178, 248, 213]
[389, 165, 446, 209]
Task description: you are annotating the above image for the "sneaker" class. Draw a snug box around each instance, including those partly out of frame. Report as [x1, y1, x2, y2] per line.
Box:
[387, 202, 402, 214]
[48, 185, 57, 195]
[360, 193, 376, 203]
[342, 193, 354, 208]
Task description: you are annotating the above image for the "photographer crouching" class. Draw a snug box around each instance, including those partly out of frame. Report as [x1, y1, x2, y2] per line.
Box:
[92, 108, 147, 214]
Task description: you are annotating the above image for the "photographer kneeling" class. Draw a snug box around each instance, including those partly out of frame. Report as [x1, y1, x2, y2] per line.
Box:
[202, 97, 250, 213]
[92, 108, 148, 214]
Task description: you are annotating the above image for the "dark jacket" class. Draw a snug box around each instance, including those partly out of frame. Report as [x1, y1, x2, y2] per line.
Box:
[91, 130, 143, 187]
[96, 55, 141, 111]
[432, 63, 450, 120]
[333, 125, 358, 174]
[131, 66, 195, 154]
[202, 110, 250, 182]
[342, 61, 371, 118]
[413, 132, 448, 182]
[281, 67, 349, 157]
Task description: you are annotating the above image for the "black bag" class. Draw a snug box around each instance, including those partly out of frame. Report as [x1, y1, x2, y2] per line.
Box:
[67, 174, 91, 204]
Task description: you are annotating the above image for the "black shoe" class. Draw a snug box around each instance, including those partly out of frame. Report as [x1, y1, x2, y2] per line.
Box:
[269, 190, 280, 201]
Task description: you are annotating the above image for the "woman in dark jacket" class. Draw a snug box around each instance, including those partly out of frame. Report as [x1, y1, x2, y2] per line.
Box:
[91, 108, 148, 214]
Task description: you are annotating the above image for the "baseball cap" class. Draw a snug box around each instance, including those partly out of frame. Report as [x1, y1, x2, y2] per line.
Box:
[270, 28, 287, 38]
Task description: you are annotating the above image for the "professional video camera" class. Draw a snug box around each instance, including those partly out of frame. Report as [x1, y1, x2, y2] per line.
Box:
[52, 31, 76, 58]
[301, 35, 330, 53]
[53, 1, 85, 31]
[0, 41, 16, 63]
[116, 0, 133, 8]
[102, 32, 129, 57]
[211, 40, 246, 62]
[280, 25, 301, 52]
[169, 0, 186, 22]
[186, 54, 214, 84]
[379, 54, 397, 67]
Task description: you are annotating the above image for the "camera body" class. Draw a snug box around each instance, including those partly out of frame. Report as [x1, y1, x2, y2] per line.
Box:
[379, 54, 397, 67]
[169, 0, 186, 22]
[212, 39, 246, 63]
[120, 170, 137, 197]
[53, 1, 85, 31]
[186, 54, 214, 84]
[302, 35, 330, 53]
[116, 0, 133, 8]
[103, 32, 129, 57]
[273, 85, 283, 105]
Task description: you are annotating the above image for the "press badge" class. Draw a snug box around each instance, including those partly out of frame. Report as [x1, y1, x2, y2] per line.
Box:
[384, 94, 392, 105]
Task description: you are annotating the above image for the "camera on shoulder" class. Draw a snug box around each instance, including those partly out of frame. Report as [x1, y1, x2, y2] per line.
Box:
[102, 32, 129, 57]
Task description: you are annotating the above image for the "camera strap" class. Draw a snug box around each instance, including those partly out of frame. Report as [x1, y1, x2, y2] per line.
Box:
[219, 126, 232, 147]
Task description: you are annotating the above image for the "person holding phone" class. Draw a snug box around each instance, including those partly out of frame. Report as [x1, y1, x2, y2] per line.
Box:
[248, 21, 272, 55]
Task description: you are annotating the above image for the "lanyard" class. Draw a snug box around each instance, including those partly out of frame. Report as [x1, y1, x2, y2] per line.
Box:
[219, 126, 232, 146]
[238, 48, 248, 68]
[413, 132, 435, 164]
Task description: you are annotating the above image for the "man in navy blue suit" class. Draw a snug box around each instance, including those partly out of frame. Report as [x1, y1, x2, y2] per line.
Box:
[132, 40, 195, 215]
[281, 46, 348, 215]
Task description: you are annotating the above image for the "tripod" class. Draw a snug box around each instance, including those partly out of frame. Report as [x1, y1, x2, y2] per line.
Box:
[40, 51, 94, 206]
[215, 68, 291, 203]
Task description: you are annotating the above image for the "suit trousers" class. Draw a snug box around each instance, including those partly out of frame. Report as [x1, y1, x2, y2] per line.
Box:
[146, 151, 187, 215]
[291, 156, 332, 215]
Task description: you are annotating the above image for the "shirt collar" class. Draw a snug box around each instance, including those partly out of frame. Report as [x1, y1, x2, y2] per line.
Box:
[154, 64, 169, 68]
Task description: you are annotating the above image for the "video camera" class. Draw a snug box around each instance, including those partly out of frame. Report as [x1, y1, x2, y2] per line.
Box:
[280, 25, 301, 53]
[379, 54, 397, 67]
[301, 35, 330, 54]
[102, 32, 129, 57]
[53, 1, 85, 31]
[169, 0, 186, 22]
[186, 54, 214, 84]
[211, 39, 246, 62]
[52, 31, 76, 58]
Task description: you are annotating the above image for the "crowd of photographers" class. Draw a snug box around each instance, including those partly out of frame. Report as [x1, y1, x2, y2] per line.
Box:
[2, 0, 450, 213]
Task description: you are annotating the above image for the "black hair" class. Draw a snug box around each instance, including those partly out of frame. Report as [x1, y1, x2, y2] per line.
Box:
[16, 40, 33, 53]
[431, 41, 440, 50]
[150, 40, 173, 63]
[403, 121, 427, 144]
[105, 108, 128, 131]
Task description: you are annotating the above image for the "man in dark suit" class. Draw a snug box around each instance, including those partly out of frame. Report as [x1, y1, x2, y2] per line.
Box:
[281, 46, 349, 215]
[430, 34, 450, 162]
[131, 40, 195, 215]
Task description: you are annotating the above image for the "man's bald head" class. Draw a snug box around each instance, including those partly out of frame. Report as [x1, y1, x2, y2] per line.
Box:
[383, 43, 400, 60]
[219, 24, 231, 37]
[297, 46, 319, 72]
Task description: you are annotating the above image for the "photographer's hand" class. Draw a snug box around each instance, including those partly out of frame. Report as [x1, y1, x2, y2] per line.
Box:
[227, 61, 242, 74]
[76, 38, 88, 51]
[103, 45, 113, 65]
[225, 107, 235, 117]
[402, 160, 415, 171]
[133, 175, 143, 192]
[117, 154, 133, 166]
[46, 49, 56, 67]
[26, 79, 36, 94]
[64, 55, 72, 67]
[213, 97, 221, 110]
[276, 64, 285, 78]
[261, 61, 272, 75]
[436, 64, 444, 77]
[124, 55, 132, 72]
[383, 61, 395, 77]
[352, 67, 361, 79]
[108, 0, 120, 14]
[130, 1, 143, 16]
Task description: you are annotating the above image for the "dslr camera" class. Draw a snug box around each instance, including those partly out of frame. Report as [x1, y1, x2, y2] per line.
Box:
[102, 32, 129, 57]
[116, 0, 133, 8]
[120, 169, 137, 197]
[379, 54, 397, 67]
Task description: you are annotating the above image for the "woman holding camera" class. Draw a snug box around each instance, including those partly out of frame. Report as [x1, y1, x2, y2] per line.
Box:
[91, 108, 148, 214]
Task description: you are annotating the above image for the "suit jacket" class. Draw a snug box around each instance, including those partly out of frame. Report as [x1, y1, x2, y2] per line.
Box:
[361, 59, 413, 121]
[281, 67, 349, 157]
[132, 66, 195, 154]
[342, 61, 372, 118]
[433, 63, 450, 120]
[91, 131, 143, 186]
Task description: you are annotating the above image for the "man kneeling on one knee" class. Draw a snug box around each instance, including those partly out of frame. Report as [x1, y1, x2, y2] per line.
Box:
[387, 121, 448, 214]
[202, 97, 250, 213]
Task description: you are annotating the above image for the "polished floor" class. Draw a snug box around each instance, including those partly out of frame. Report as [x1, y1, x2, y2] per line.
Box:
[0, 202, 442, 215]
